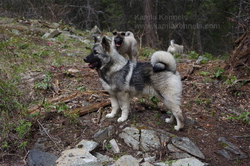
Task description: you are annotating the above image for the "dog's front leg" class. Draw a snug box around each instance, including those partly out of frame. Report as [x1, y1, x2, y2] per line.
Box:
[117, 92, 130, 122]
[106, 94, 120, 118]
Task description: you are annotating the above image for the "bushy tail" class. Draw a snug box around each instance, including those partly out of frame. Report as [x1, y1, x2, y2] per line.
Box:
[170, 40, 175, 47]
[125, 31, 134, 37]
[151, 51, 177, 73]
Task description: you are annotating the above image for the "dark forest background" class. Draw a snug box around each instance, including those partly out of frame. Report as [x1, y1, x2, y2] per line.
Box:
[0, 0, 249, 55]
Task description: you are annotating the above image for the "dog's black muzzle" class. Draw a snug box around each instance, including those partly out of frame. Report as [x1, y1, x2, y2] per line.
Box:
[84, 53, 102, 69]
[114, 36, 123, 47]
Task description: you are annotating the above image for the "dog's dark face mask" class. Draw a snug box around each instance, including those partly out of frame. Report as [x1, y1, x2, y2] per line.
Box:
[84, 47, 102, 69]
[113, 32, 125, 47]
[84, 36, 110, 69]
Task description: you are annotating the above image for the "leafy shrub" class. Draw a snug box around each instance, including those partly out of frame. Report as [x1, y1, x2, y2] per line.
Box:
[200, 71, 210, 76]
[34, 72, 52, 90]
[149, 95, 160, 107]
[213, 68, 225, 78]
[188, 51, 199, 59]
[202, 52, 213, 60]
[224, 75, 237, 87]
[15, 119, 32, 138]
[0, 75, 31, 153]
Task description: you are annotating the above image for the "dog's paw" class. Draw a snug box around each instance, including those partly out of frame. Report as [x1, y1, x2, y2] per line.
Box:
[175, 122, 184, 131]
[165, 118, 174, 124]
[174, 125, 182, 131]
[117, 117, 127, 122]
[106, 113, 115, 118]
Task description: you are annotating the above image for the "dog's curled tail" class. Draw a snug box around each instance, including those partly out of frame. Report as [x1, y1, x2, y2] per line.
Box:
[125, 31, 134, 37]
[170, 40, 175, 47]
[151, 51, 177, 73]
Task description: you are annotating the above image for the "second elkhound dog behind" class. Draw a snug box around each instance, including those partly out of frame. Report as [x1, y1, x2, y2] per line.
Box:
[112, 31, 138, 61]
[167, 40, 184, 54]
[84, 36, 184, 131]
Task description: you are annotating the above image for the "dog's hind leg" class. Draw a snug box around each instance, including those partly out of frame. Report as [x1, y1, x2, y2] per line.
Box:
[158, 92, 184, 131]
[171, 108, 184, 131]
[106, 94, 120, 118]
[164, 101, 184, 131]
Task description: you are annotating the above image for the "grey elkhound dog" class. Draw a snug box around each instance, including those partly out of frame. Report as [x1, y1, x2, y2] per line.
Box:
[112, 31, 138, 61]
[84, 36, 184, 131]
[167, 40, 184, 54]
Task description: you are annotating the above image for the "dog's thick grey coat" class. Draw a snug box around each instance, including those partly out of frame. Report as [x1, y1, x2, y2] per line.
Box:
[84, 37, 184, 131]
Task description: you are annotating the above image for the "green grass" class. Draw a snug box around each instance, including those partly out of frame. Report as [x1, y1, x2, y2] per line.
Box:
[227, 111, 250, 125]
[139, 47, 156, 58]
[0, 17, 236, 157]
[0, 75, 30, 152]
[0, 18, 89, 155]
[188, 51, 199, 59]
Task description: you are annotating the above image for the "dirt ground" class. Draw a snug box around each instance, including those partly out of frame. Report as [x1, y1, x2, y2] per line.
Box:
[10, 58, 249, 166]
[0, 20, 249, 165]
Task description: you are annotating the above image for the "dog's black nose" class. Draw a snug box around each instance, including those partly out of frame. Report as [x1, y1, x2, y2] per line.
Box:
[84, 57, 88, 62]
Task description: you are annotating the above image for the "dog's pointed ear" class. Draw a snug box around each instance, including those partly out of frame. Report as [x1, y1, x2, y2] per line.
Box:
[113, 31, 117, 36]
[94, 36, 100, 43]
[101, 36, 110, 52]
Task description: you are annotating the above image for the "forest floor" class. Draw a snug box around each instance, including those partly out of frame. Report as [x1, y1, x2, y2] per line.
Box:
[0, 17, 249, 166]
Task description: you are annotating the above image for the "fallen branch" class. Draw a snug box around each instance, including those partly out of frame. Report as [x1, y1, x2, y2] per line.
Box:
[28, 96, 46, 114]
[72, 101, 111, 116]
[28, 92, 78, 114]
[48, 92, 78, 103]
[28, 90, 109, 114]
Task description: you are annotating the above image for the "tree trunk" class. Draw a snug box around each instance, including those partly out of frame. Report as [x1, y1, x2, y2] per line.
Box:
[196, 22, 203, 55]
[226, 32, 250, 77]
[143, 0, 160, 48]
[195, 1, 203, 54]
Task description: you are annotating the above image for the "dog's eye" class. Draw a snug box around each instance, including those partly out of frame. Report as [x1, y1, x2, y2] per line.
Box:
[94, 50, 98, 54]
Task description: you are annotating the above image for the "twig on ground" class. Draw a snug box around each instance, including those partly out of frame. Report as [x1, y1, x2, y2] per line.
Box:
[228, 79, 250, 88]
[37, 120, 61, 151]
[182, 81, 211, 85]
[22, 151, 29, 165]
[96, 107, 103, 124]
[233, 135, 250, 138]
